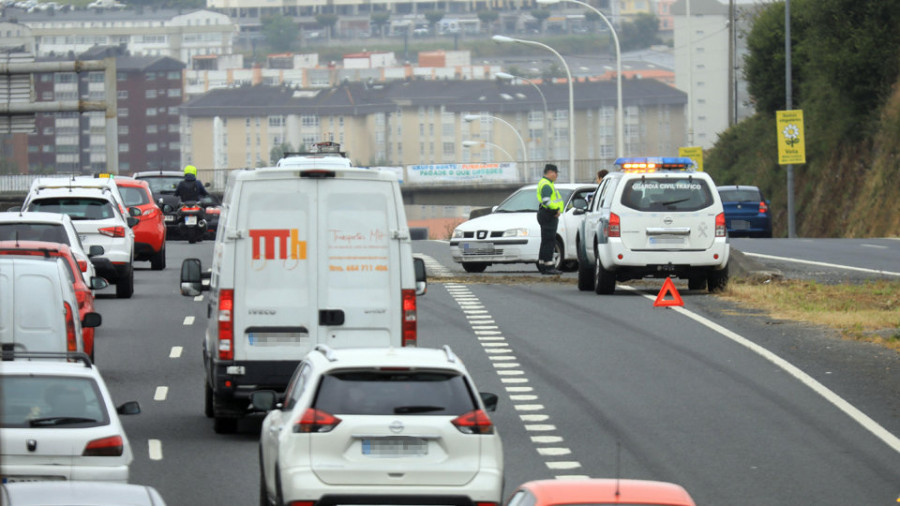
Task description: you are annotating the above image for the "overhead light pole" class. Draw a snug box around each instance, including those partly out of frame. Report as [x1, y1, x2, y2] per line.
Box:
[464, 113, 528, 181]
[462, 139, 514, 162]
[495, 71, 552, 159]
[537, 0, 623, 158]
[493, 35, 575, 183]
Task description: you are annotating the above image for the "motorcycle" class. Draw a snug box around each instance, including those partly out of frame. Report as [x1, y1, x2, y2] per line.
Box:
[176, 201, 207, 244]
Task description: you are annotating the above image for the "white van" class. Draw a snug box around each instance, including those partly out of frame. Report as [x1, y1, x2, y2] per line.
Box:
[0, 256, 101, 356]
[180, 143, 427, 433]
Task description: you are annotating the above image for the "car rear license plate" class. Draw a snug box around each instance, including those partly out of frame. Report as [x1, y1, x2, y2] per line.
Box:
[185, 216, 198, 226]
[462, 241, 493, 253]
[165, 215, 175, 222]
[2, 475, 65, 483]
[731, 220, 750, 230]
[362, 437, 427, 457]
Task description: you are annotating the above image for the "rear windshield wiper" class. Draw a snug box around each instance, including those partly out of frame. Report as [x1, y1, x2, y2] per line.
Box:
[29, 416, 98, 427]
[393, 405, 445, 414]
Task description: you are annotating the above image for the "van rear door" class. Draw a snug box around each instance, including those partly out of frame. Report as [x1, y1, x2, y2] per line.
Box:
[0, 258, 66, 353]
[231, 172, 400, 363]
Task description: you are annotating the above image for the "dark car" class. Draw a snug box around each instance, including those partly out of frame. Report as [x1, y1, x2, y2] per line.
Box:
[132, 170, 220, 240]
[717, 185, 773, 238]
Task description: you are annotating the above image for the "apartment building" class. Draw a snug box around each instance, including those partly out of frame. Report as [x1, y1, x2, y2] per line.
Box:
[28, 51, 185, 174]
[179, 78, 686, 181]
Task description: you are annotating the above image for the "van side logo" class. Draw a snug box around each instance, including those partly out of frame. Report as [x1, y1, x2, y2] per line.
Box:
[249, 229, 307, 260]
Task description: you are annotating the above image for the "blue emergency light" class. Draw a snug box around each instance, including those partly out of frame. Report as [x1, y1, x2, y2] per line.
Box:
[614, 157, 695, 172]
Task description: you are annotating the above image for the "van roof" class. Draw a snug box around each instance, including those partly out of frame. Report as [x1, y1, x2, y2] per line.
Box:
[231, 165, 398, 183]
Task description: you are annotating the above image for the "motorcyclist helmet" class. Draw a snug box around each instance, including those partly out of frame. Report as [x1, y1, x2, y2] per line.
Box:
[184, 164, 197, 176]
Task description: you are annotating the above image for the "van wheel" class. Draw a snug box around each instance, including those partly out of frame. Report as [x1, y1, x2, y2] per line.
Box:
[576, 244, 595, 291]
[115, 266, 134, 299]
[594, 256, 616, 295]
[204, 381, 214, 418]
[150, 245, 165, 271]
[708, 265, 729, 293]
[462, 262, 488, 273]
[214, 416, 238, 434]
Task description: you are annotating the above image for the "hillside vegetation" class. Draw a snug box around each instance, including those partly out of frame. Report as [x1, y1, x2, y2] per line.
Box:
[705, 0, 900, 238]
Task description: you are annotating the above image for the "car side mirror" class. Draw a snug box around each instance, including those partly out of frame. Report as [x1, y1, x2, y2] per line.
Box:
[126, 216, 139, 228]
[129, 206, 142, 217]
[88, 245, 104, 257]
[414, 257, 427, 296]
[90, 276, 109, 290]
[480, 392, 499, 412]
[180, 258, 209, 296]
[250, 390, 278, 411]
[81, 312, 102, 328]
[117, 401, 141, 416]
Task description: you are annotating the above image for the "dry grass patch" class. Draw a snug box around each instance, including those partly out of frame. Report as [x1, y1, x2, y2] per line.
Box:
[721, 278, 900, 352]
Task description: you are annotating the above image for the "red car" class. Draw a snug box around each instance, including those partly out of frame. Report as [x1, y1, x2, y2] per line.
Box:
[0, 240, 108, 362]
[115, 177, 167, 270]
[505, 479, 696, 506]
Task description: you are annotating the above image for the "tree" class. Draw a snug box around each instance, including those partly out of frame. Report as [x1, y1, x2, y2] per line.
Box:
[371, 12, 390, 38]
[261, 15, 298, 53]
[425, 10, 444, 36]
[619, 12, 660, 51]
[476, 10, 499, 34]
[743, 2, 797, 115]
[531, 9, 551, 33]
[316, 13, 339, 40]
[269, 143, 294, 165]
[584, 10, 601, 33]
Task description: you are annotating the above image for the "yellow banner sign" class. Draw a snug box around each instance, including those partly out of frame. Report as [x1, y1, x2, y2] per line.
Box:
[777, 110, 806, 164]
[678, 146, 703, 172]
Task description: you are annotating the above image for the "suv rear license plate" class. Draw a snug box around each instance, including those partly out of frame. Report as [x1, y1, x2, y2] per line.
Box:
[362, 437, 427, 456]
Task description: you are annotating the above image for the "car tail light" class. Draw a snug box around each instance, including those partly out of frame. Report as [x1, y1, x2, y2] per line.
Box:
[293, 408, 341, 433]
[82, 435, 124, 456]
[75, 289, 87, 310]
[606, 212, 621, 238]
[759, 201, 768, 214]
[77, 259, 88, 272]
[402, 289, 417, 347]
[64, 301, 77, 352]
[715, 213, 727, 237]
[218, 289, 234, 360]
[287, 502, 315, 506]
[142, 207, 158, 218]
[475, 503, 499, 506]
[98, 226, 126, 238]
[451, 409, 494, 435]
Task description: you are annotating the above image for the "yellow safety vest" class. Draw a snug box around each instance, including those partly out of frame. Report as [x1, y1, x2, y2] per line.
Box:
[536, 177, 564, 213]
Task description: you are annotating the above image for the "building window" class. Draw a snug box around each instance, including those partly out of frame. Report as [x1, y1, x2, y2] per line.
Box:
[119, 144, 129, 152]
[147, 108, 157, 116]
[118, 125, 128, 135]
[147, 125, 158, 134]
[117, 90, 128, 99]
[118, 108, 128, 118]
[146, 90, 157, 99]
[148, 143, 158, 152]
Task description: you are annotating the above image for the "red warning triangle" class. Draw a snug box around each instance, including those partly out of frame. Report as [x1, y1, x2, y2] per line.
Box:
[654, 277, 684, 307]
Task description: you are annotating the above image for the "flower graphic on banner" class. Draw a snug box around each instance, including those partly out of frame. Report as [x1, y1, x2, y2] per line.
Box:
[782, 124, 800, 147]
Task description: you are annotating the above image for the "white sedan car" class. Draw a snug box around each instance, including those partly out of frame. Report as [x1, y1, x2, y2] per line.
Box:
[449, 183, 597, 273]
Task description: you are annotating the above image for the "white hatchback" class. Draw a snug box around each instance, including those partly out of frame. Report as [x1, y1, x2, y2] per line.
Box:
[449, 183, 597, 273]
[0, 350, 141, 483]
[0, 212, 98, 282]
[253, 345, 503, 506]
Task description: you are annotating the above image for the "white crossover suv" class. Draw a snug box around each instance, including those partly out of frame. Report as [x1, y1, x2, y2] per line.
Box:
[253, 345, 503, 506]
[575, 157, 730, 294]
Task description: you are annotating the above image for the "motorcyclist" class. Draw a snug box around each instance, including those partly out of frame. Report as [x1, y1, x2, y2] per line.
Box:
[174, 165, 208, 203]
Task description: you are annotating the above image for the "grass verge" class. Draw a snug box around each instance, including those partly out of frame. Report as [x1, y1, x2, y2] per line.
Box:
[720, 278, 900, 353]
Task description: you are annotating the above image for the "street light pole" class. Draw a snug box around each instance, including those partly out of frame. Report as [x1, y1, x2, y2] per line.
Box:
[492, 35, 575, 183]
[464, 113, 528, 182]
[495, 71, 552, 160]
[462, 139, 514, 162]
[537, 0, 623, 158]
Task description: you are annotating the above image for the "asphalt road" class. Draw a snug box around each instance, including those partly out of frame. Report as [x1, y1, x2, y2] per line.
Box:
[93, 238, 899, 505]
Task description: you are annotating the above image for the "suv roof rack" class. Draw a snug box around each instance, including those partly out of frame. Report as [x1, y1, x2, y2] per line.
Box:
[1, 343, 92, 367]
[314, 344, 338, 362]
[442, 345, 458, 363]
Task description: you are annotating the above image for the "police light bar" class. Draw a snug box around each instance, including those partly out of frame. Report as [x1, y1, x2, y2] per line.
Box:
[614, 157, 695, 173]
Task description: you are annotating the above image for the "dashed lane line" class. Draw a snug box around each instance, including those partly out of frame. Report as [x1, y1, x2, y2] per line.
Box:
[182, 316, 194, 326]
[148, 439, 163, 461]
[169, 346, 183, 359]
[153, 386, 168, 401]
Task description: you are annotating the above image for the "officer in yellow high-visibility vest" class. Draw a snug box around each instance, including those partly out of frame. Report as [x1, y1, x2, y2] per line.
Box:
[536, 164, 564, 275]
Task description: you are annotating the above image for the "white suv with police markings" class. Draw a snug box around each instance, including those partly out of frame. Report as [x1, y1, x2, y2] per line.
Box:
[252, 345, 503, 506]
[575, 157, 729, 294]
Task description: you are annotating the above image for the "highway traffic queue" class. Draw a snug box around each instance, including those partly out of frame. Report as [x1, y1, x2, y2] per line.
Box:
[0, 146, 699, 505]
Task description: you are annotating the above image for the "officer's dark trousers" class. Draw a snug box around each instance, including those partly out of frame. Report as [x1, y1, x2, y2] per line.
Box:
[536, 208, 558, 264]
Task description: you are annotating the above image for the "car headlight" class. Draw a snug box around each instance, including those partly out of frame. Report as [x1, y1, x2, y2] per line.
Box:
[503, 228, 529, 237]
[452, 229, 464, 239]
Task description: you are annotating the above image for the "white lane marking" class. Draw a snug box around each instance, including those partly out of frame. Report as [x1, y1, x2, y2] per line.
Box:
[472, 325, 499, 329]
[532, 435, 564, 444]
[514, 404, 544, 411]
[475, 330, 503, 335]
[625, 285, 900, 454]
[148, 439, 163, 460]
[493, 363, 521, 369]
[525, 424, 557, 431]
[501, 377, 528, 383]
[463, 310, 488, 314]
[546, 461, 582, 469]
[490, 355, 517, 361]
[481, 342, 509, 347]
[486, 348, 515, 354]
[153, 386, 168, 401]
[537, 447, 572, 456]
[556, 475, 592, 480]
[744, 251, 900, 277]
[193, 295, 203, 302]
[860, 243, 888, 249]
[169, 346, 183, 358]
[497, 370, 525, 376]
[506, 386, 533, 392]
[466, 315, 493, 319]
[510, 394, 538, 400]
[182, 316, 195, 325]
[521, 414, 550, 422]
[478, 336, 507, 341]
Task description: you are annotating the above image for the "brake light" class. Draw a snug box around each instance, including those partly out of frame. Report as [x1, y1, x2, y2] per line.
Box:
[451, 409, 494, 435]
[218, 289, 234, 360]
[293, 408, 341, 433]
[715, 212, 726, 237]
[287, 502, 315, 506]
[82, 435, 124, 456]
[98, 226, 126, 238]
[759, 201, 768, 214]
[77, 259, 88, 272]
[475, 503, 499, 506]
[75, 289, 87, 310]
[142, 207, 159, 218]
[402, 289, 417, 347]
[64, 301, 77, 352]
[606, 212, 621, 238]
